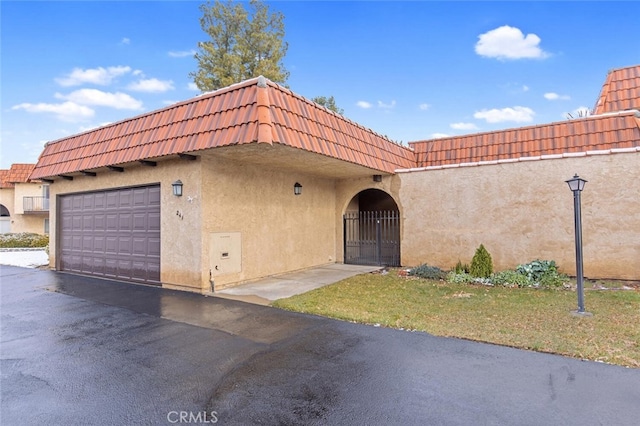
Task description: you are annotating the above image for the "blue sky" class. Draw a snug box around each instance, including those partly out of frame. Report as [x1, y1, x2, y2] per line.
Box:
[2, 1, 639, 168]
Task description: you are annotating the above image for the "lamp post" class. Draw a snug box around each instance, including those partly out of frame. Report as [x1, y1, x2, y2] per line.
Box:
[565, 174, 588, 314]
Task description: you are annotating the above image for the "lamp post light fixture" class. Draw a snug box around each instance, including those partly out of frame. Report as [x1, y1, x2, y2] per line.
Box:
[294, 182, 302, 196]
[565, 173, 589, 315]
[172, 180, 183, 197]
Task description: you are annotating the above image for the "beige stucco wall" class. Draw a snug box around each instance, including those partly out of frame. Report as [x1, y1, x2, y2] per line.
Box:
[200, 154, 337, 290]
[399, 152, 640, 280]
[47, 158, 203, 291]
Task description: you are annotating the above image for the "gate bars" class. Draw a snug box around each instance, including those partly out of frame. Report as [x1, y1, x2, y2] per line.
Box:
[343, 210, 400, 267]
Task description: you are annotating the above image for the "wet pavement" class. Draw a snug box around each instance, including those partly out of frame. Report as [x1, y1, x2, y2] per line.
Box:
[2, 265, 639, 425]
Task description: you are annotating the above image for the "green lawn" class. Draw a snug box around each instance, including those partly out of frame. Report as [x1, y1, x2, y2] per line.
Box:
[273, 272, 640, 368]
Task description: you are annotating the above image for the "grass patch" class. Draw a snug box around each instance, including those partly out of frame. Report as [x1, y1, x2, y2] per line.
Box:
[273, 272, 640, 368]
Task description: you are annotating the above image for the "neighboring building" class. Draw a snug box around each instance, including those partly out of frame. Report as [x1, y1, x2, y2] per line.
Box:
[30, 66, 640, 292]
[0, 164, 49, 235]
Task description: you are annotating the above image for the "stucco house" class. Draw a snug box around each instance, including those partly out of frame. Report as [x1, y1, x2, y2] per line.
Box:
[0, 163, 49, 235]
[30, 65, 639, 292]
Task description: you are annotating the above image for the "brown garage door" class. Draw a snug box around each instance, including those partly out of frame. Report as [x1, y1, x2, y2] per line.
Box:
[59, 185, 161, 284]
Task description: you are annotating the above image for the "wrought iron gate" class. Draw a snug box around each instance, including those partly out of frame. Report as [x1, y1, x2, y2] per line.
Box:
[343, 210, 400, 266]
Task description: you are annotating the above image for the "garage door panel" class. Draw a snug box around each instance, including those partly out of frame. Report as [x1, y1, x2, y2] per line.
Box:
[106, 214, 118, 230]
[106, 192, 118, 209]
[119, 190, 132, 208]
[118, 213, 132, 231]
[59, 185, 161, 285]
[94, 214, 106, 230]
[105, 237, 118, 254]
[148, 186, 161, 205]
[132, 213, 147, 231]
[105, 258, 118, 277]
[148, 212, 160, 231]
[118, 236, 132, 255]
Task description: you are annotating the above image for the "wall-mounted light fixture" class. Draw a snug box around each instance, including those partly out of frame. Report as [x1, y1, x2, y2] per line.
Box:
[172, 180, 183, 197]
[373, 175, 382, 182]
[294, 182, 302, 195]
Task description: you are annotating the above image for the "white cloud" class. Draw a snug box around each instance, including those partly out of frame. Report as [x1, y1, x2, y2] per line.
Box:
[474, 106, 535, 123]
[162, 100, 179, 106]
[419, 103, 431, 111]
[430, 133, 450, 139]
[475, 25, 549, 60]
[544, 92, 571, 101]
[55, 89, 143, 110]
[128, 78, 175, 93]
[55, 66, 132, 87]
[356, 101, 372, 109]
[522, 85, 530, 92]
[377, 100, 396, 109]
[132, 69, 144, 76]
[121, 38, 131, 45]
[450, 122, 479, 130]
[12, 101, 95, 122]
[168, 49, 196, 58]
[187, 82, 199, 91]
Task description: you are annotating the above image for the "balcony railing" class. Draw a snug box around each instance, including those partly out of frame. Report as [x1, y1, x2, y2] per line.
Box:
[23, 196, 50, 213]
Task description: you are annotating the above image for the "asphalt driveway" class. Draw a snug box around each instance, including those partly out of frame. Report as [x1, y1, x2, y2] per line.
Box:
[2, 265, 639, 425]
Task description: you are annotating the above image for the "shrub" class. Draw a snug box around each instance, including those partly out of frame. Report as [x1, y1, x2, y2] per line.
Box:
[516, 259, 557, 282]
[453, 260, 470, 274]
[0, 233, 49, 248]
[446, 271, 473, 284]
[516, 260, 569, 289]
[409, 264, 446, 280]
[491, 270, 530, 288]
[469, 244, 493, 278]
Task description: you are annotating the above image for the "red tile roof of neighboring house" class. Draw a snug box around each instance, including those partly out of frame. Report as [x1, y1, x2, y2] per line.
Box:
[409, 110, 640, 168]
[0, 164, 37, 188]
[30, 77, 415, 180]
[0, 170, 11, 189]
[594, 65, 640, 115]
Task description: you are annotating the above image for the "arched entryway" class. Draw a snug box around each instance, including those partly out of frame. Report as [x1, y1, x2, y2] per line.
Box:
[343, 189, 400, 266]
[0, 204, 11, 234]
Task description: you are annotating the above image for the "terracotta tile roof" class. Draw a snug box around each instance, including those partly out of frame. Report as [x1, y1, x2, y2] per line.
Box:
[0, 170, 11, 189]
[31, 77, 415, 180]
[594, 65, 640, 115]
[410, 111, 640, 168]
[1, 164, 37, 188]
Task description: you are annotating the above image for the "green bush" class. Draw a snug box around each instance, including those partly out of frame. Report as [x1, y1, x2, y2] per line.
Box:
[515, 260, 569, 289]
[0, 233, 49, 248]
[453, 260, 470, 274]
[469, 244, 493, 278]
[409, 264, 446, 280]
[446, 271, 473, 284]
[491, 270, 530, 288]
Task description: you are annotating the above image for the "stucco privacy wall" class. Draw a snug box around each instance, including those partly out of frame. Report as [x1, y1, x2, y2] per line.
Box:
[200, 153, 337, 290]
[47, 158, 203, 290]
[399, 152, 640, 280]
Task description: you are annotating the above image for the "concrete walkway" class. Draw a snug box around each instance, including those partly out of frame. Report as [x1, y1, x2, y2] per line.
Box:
[215, 263, 382, 305]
